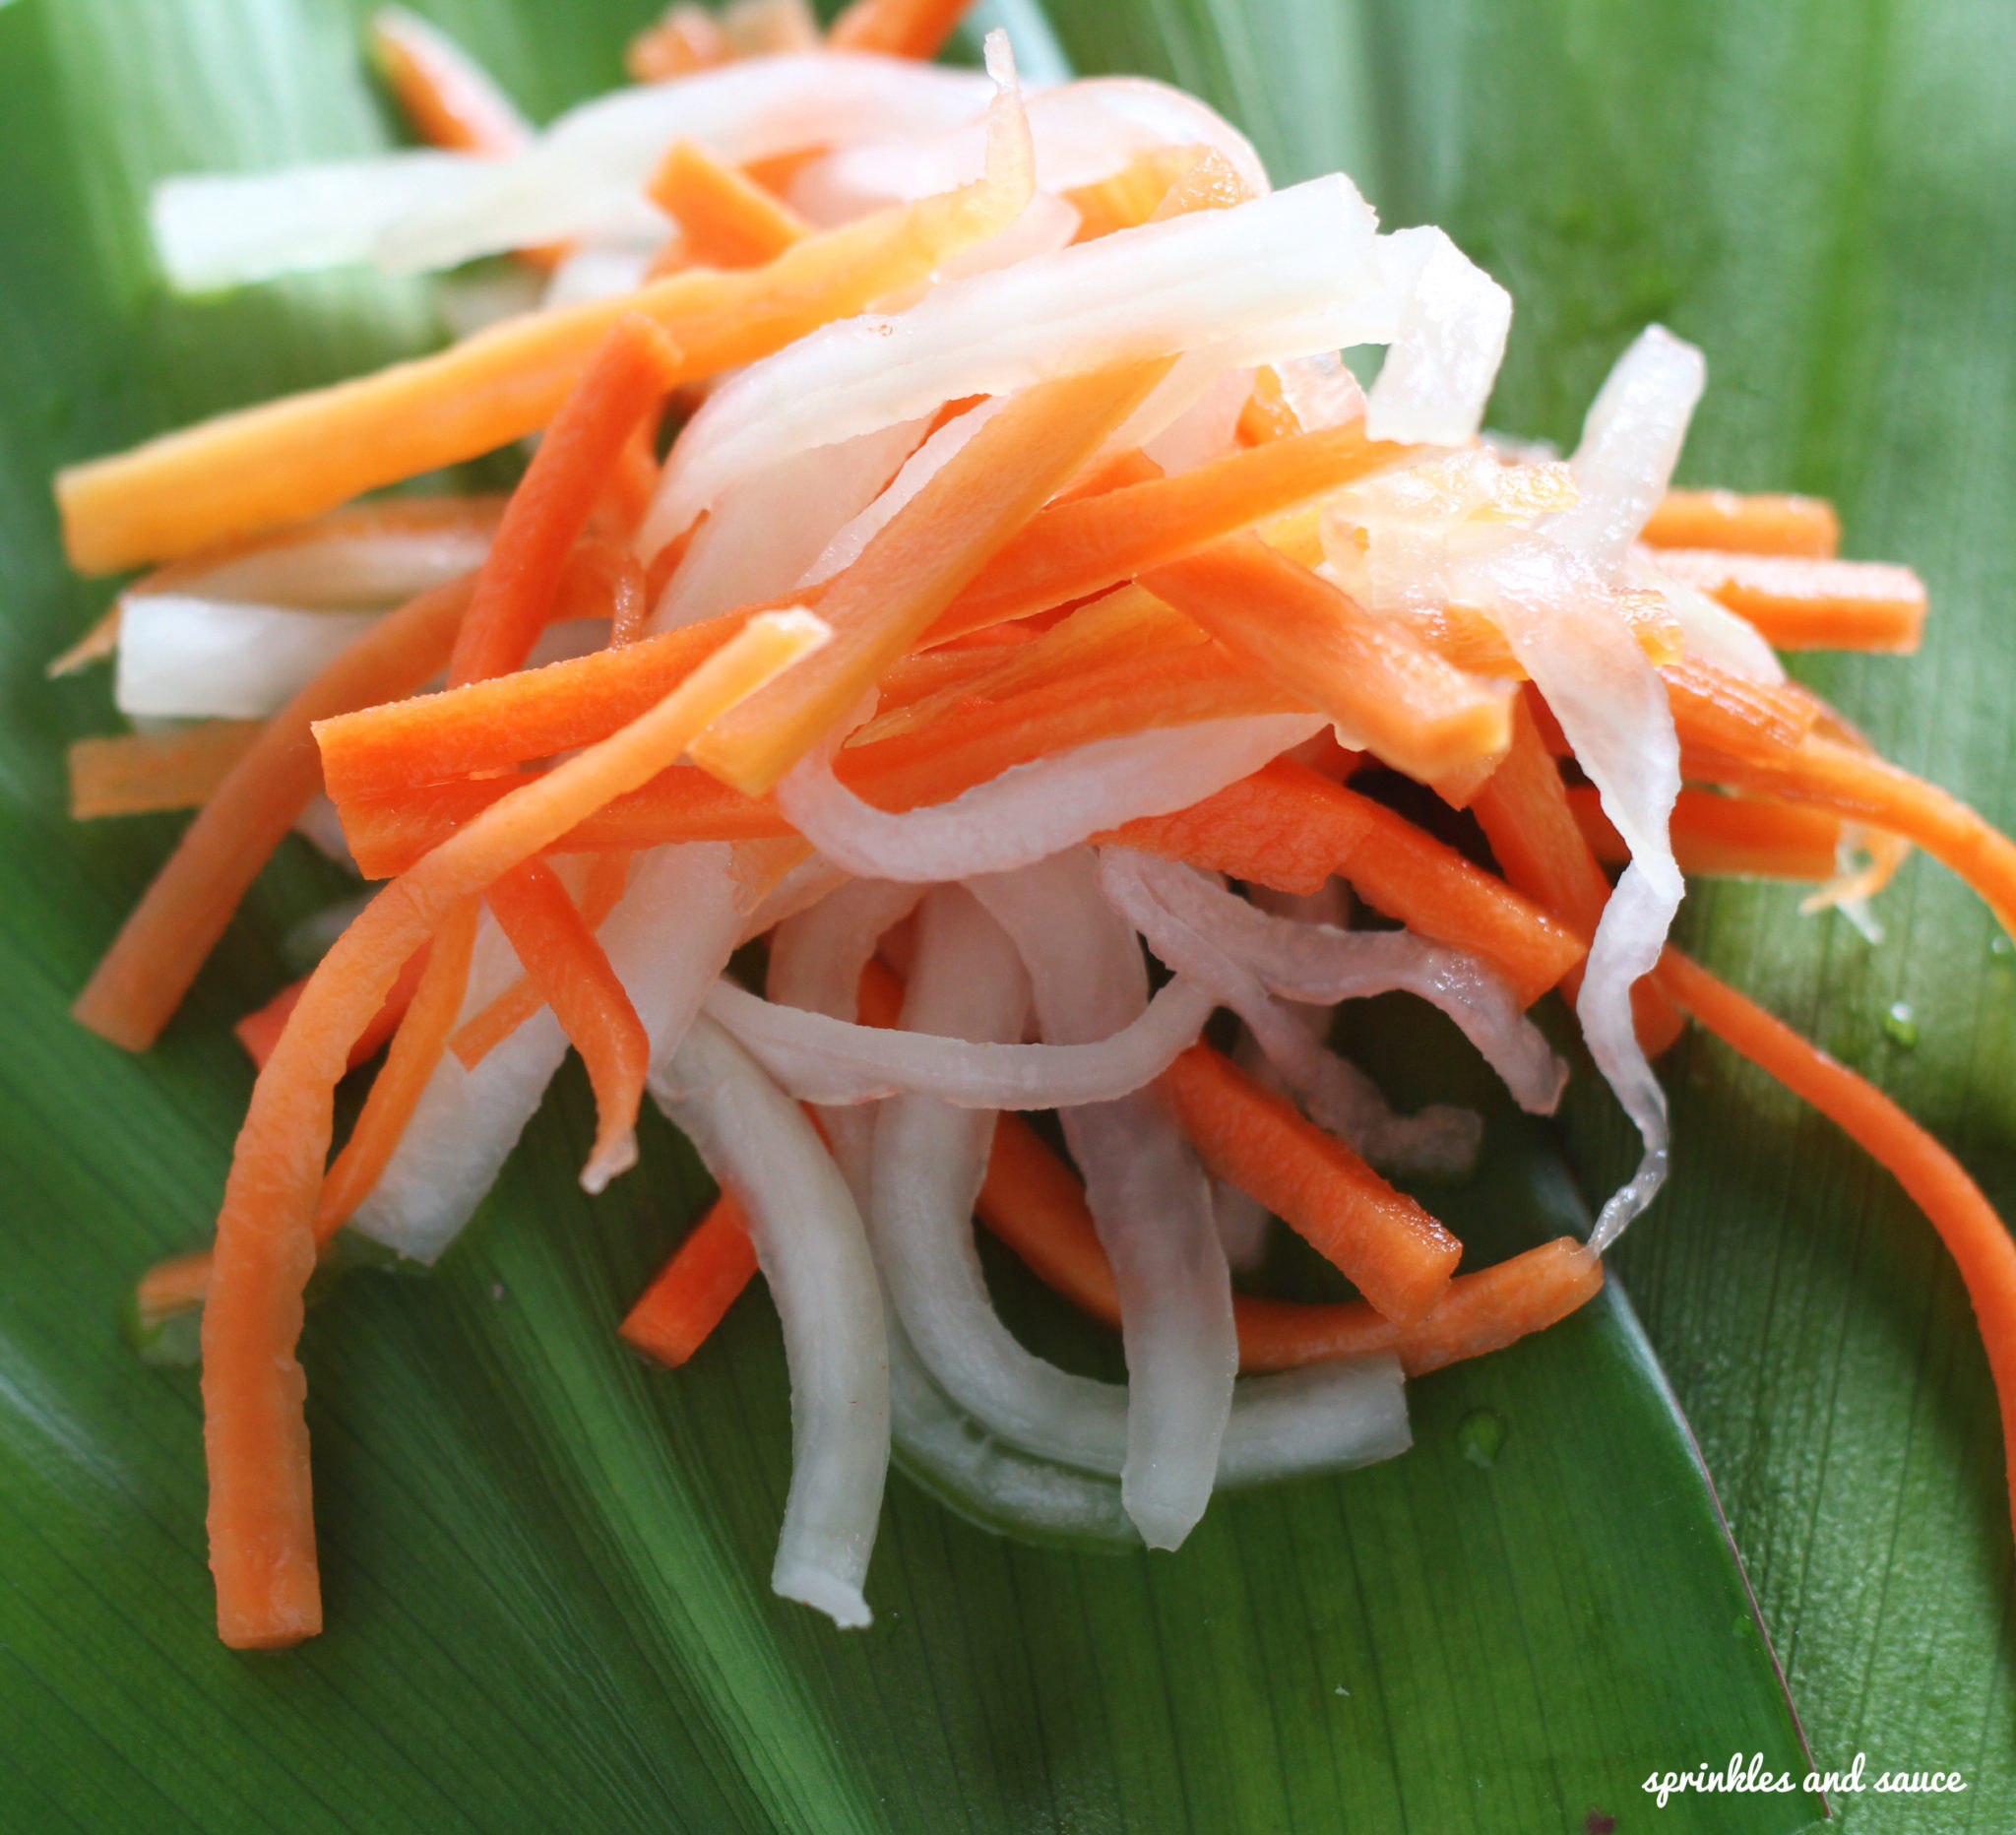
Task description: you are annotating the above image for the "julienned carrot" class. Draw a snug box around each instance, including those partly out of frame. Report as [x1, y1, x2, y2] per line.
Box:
[1237, 365, 1301, 445]
[451, 850, 633, 1067]
[449, 317, 680, 686]
[482, 859, 650, 1192]
[1655, 946, 2016, 1543]
[1105, 757, 1586, 1007]
[921, 421, 1418, 644]
[619, 1191, 762, 1364]
[69, 722, 262, 819]
[1651, 548, 1927, 654]
[367, 7, 530, 158]
[690, 358, 1174, 796]
[1662, 654, 1819, 764]
[1568, 784, 1844, 882]
[974, 1109, 1603, 1374]
[1469, 692, 1686, 1054]
[73, 574, 473, 1052]
[1689, 732, 2016, 938]
[235, 942, 432, 1074]
[200, 610, 822, 1648]
[1640, 489, 1841, 558]
[314, 902, 481, 1234]
[647, 140, 812, 269]
[626, 3, 729, 81]
[1164, 1044, 1461, 1325]
[1140, 535, 1516, 787]
[825, 0, 974, 58]
[136, 1251, 216, 1332]
[58, 155, 1032, 573]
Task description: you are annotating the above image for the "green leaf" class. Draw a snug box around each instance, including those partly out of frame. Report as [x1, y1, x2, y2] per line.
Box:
[1, 0, 1994, 1825]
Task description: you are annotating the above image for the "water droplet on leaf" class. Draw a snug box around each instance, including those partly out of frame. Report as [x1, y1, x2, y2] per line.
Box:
[1455, 1407, 1506, 1469]
[1883, 1001, 1919, 1047]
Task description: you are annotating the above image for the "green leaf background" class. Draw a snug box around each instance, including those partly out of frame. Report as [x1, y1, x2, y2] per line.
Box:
[0, 0, 2007, 1827]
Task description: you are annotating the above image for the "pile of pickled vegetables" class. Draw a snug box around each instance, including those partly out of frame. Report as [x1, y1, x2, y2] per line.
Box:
[52, 0, 2016, 1649]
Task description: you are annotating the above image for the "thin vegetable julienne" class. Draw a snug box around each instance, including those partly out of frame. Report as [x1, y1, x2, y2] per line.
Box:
[74, 574, 473, 1052]
[647, 140, 811, 270]
[57, 154, 1032, 572]
[200, 610, 825, 1648]
[1656, 948, 2016, 1545]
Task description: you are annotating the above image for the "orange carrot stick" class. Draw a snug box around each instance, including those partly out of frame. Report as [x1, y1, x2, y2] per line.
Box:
[1652, 548, 1926, 654]
[314, 901, 480, 1234]
[59, 164, 1030, 573]
[1105, 757, 1586, 1007]
[1236, 364, 1301, 444]
[1655, 946, 2016, 1545]
[482, 858, 650, 1190]
[921, 420, 1416, 644]
[691, 359, 1172, 795]
[647, 140, 812, 269]
[449, 316, 680, 686]
[619, 1191, 762, 1364]
[1165, 1044, 1461, 1324]
[1060, 145, 1216, 242]
[368, 8, 529, 158]
[135, 1251, 217, 1334]
[1569, 784, 1844, 881]
[69, 722, 263, 819]
[450, 849, 633, 1067]
[73, 574, 473, 1052]
[1140, 535, 1516, 786]
[1640, 489, 1841, 558]
[975, 1108, 1602, 1373]
[1690, 732, 2016, 937]
[199, 610, 822, 1647]
[826, 0, 974, 58]
[626, 4, 730, 81]
[1470, 691, 1686, 1053]
[235, 941, 432, 1074]
[1662, 654, 1819, 766]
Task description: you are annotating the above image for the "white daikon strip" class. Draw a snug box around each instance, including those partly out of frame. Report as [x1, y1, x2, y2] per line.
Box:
[150, 501, 496, 606]
[777, 713, 1325, 883]
[1097, 848, 1482, 1178]
[966, 850, 1232, 1548]
[1627, 549, 1784, 683]
[1362, 224, 1513, 448]
[379, 53, 1000, 275]
[650, 418, 927, 630]
[641, 173, 1387, 546]
[115, 597, 379, 720]
[703, 973, 1214, 1108]
[652, 1016, 888, 1627]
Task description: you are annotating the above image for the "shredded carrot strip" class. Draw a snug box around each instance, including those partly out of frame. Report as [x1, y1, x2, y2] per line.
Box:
[1653, 548, 1927, 654]
[626, 3, 730, 80]
[1656, 946, 2016, 1544]
[920, 420, 1417, 645]
[1690, 732, 2016, 936]
[69, 722, 263, 819]
[59, 169, 1029, 573]
[1165, 1044, 1461, 1324]
[1106, 757, 1586, 1007]
[367, 8, 529, 158]
[1662, 654, 1819, 765]
[1140, 535, 1516, 786]
[619, 1192, 761, 1364]
[1049, 448, 1166, 505]
[826, 0, 974, 58]
[73, 575, 473, 1052]
[482, 858, 650, 1190]
[1641, 489, 1841, 558]
[721, 0, 821, 54]
[591, 415, 664, 544]
[1060, 145, 1214, 242]
[1470, 691, 1686, 1053]
[975, 1109, 1602, 1373]
[450, 316, 680, 686]
[451, 850, 633, 1068]
[1569, 784, 1844, 881]
[235, 942, 432, 1074]
[690, 359, 1173, 796]
[136, 1250, 216, 1329]
[1237, 365, 1301, 445]
[314, 901, 480, 1234]
[647, 140, 812, 269]
[199, 610, 822, 1648]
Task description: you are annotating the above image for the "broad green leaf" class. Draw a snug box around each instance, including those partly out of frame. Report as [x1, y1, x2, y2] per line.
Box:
[5, 0, 1985, 1824]
[1056, 0, 2016, 1817]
